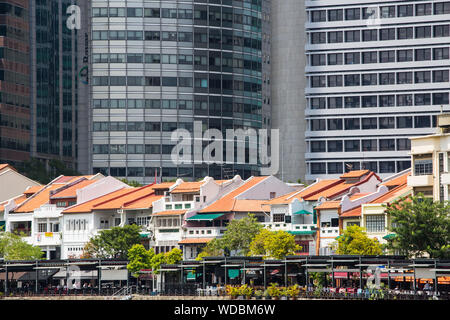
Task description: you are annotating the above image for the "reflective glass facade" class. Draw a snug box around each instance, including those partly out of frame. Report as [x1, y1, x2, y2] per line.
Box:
[0, 0, 30, 166]
[91, 0, 269, 183]
[30, 0, 78, 168]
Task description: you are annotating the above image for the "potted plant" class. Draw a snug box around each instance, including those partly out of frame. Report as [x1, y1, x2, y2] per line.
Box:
[254, 289, 263, 300]
[280, 287, 289, 300]
[226, 285, 239, 299]
[263, 289, 271, 300]
[287, 284, 300, 300]
[267, 283, 281, 300]
[238, 284, 253, 300]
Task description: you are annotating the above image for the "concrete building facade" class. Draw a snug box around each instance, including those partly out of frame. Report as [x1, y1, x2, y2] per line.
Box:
[304, 0, 450, 181]
[270, 0, 307, 183]
[89, 0, 270, 183]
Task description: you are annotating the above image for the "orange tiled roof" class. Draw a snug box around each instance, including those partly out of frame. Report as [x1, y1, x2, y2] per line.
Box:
[0, 164, 14, 172]
[122, 194, 163, 210]
[381, 172, 411, 187]
[340, 170, 370, 179]
[152, 210, 186, 216]
[303, 172, 381, 201]
[232, 199, 267, 212]
[340, 206, 362, 218]
[292, 179, 343, 201]
[369, 183, 412, 204]
[62, 188, 131, 213]
[23, 185, 44, 194]
[93, 185, 154, 210]
[0, 194, 28, 212]
[200, 176, 268, 213]
[178, 238, 214, 244]
[152, 182, 176, 189]
[170, 181, 204, 194]
[265, 190, 304, 205]
[315, 201, 341, 210]
[13, 184, 62, 213]
[50, 179, 97, 199]
[52, 175, 96, 184]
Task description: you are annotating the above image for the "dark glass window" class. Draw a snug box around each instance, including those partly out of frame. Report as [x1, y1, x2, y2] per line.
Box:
[345, 118, 360, 130]
[345, 140, 360, 152]
[379, 139, 395, 151]
[397, 117, 413, 129]
[362, 117, 377, 129]
[328, 97, 343, 109]
[327, 119, 343, 130]
[414, 116, 431, 128]
[327, 140, 343, 152]
[362, 96, 377, 108]
[362, 140, 377, 151]
[311, 141, 326, 153]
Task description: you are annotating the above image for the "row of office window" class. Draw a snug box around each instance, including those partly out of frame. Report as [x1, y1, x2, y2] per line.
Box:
[93, 121, 192, 133]
[309, 93, 448, 109]
[92, 7, 261, 29]
[93, 52, 262, 72]
[93, 165, 259, 179]
[309, 25, 450, 44]
[309, 161, 411, 175]
[94, 144, 178, 155]
[93, 30, 193, 42]
[310, 138, 411, 153]
[92, 76, 262, 93]
[93, 98, 262, 115]
[309, 115, 436, 131]
[310, 71, 449, 88]
[309, 47, 449, 66]
[309, 2, 450, 22]
[92, 30, 262, 51]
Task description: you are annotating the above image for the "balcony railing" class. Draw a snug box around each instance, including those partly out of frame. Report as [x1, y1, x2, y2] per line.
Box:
[184, 227, 226, 238]
[263, 223, 316, 233]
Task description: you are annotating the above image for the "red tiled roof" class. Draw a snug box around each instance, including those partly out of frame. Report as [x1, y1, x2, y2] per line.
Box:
[152, 210, 186, 216]
[340, 206, 362, 218]
[178, 238, 214, 244]
[200, 176, 268, 213]
[62, 188, 132, 213]
[381, 171, 411, 187]
[50, 179, 97, 199]
[340, 170, 370, 179]
[315, 201, 341, 210]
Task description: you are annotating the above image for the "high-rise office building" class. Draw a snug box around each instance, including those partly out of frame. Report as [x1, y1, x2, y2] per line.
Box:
[89, 0, 269, 184]
[270, 0, 307, 183]
[0, 0, 31, 167]
[305, 0, 450, 181]
[29, 0, 79, 170]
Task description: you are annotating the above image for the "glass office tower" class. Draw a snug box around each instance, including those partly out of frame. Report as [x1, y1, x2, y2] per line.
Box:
[0, 0, 31, 167]
[90, 0, 269, 184]
[305, 0, 450, 180]
[30, 0, 79, 170]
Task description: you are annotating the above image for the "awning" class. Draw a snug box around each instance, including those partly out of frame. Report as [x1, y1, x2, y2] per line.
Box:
[288, 231, 316, 236]
[383, 233, 397, 240]
[293, 210, 312, 215]
[139, 233, 151, 239]
[270, 269, 280, 275]
[53, 270, 98, 279]
[101, 269, 128, 281]
[18, 269, 58, 281]
[186, 271, 196, 280]
[179, 238, 213, 244]
[228, 269, 240, 279]
[0, 272, 27, 281]
[186, 214, 224, 221]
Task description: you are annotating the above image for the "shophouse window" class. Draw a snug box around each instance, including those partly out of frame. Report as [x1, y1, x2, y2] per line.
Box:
[366, 215, 385, 233]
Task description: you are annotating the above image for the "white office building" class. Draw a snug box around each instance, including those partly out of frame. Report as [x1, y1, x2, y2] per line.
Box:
[304, 0, 450, 181]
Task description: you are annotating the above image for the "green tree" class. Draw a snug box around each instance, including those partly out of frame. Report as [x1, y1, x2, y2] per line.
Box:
[249, 229, 301, 259]
[384, 194, 450, 258]
[196, 238, 224, 260]
[165, 247, 182, 264]
[219, 214, 263, 256]
[335, 225, 383, 255]
[19, 158, 80, 184]
[127, 244, 155, 278]
[149, 248, 183, 274]
[0, 232, 44, 260]
[82, 225, 142, 259]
